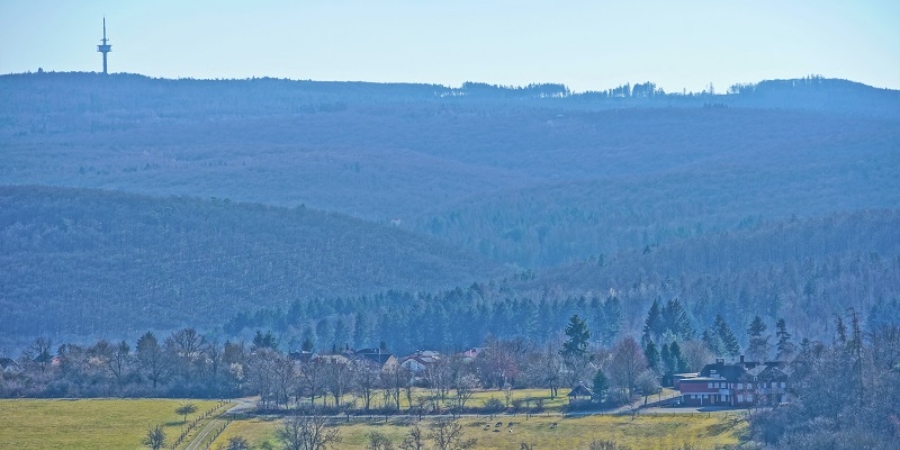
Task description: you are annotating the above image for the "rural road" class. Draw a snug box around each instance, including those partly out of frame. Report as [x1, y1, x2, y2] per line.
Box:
[183, 416, 224, 450]
[182, 398, 254, 450]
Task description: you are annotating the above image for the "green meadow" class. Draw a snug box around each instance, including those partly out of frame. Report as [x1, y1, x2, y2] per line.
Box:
[0, 398, 223, 450]
[213, 413, 745, 450]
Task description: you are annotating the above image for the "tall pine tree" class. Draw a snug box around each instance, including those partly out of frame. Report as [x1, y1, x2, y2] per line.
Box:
[714, 315, 741, 357]
[644, 340, 661, 375]
[643, 299, 664, 344]
[775, 318, 795, 361]
[746, 316, 770, 362]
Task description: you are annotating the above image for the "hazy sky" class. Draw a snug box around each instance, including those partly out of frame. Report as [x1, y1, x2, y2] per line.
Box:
[1, 0, 898, 93]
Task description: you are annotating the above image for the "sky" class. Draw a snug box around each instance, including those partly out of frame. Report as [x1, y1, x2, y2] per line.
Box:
[1, 0, 898, 93]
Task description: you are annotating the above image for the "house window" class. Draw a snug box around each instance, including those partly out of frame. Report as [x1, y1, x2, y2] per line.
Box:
[708, 382, 713, 389]
[780, 382, 786, 389]
[738, 395, 744, 403]
[747, 383, 753, 389]
[746, 395, 753, 402]
[738, 383, 743, 389]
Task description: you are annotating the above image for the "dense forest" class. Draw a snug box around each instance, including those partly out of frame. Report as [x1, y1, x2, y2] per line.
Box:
[0, 73, 898, 353]
[0, 186, 503, 347]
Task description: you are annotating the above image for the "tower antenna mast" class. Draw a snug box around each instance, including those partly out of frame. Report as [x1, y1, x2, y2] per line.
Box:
[97, 17, 112, 74]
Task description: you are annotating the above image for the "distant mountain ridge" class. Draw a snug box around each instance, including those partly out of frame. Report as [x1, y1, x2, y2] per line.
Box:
[1, 72, 897, 119]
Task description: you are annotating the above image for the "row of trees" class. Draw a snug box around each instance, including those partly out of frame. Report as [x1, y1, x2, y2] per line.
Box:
[224, 292, 625, 355]
[0, 305, 805, 402]
[748, 318, 900, 449]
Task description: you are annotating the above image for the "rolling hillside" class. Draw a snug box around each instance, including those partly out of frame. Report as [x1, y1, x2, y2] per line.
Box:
[1, 73, 898, 348]
[0, 186, 506, 346]
[2, 74, 897, 270]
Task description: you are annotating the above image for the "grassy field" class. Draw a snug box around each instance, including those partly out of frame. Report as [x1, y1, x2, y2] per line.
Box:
[212, 413, 746, 450]
[288, 387, 678, 413]
[0, 396, 744, 450]
[0, 398, 223, 450]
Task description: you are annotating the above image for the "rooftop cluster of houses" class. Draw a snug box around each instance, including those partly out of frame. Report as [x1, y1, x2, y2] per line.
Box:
[675, 356, 789, 407]
[287, 347, 481, 374]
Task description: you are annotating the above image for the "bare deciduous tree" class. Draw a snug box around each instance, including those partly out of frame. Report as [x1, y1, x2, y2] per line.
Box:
[366, 431, 394, 450]
[277, 414, 341, 450]
[136, 332, 170, 390]
[609, 337, 646, 395]
[399, 424, 426, 450]
[226, 436, 251, 450]
[354, 360, 380, 412]
[428, 417, 476, 450]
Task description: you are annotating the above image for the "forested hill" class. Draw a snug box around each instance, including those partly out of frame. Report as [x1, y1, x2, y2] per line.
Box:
[2, 73, 898, 268]
[509, 209, 900, 339]
[216, 209, 900, 353]
[0, 186, 506, 346]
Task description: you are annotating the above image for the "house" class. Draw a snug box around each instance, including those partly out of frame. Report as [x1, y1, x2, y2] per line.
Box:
[0, 357, 19, 373]
[677, 357, 788, 407]
[288, 351, 315, 363]
[459, 347, 482, 362]
[567, 384, 594, 404]
[672, 372, 699, 390]
[399, 350, 440, 373]
[353, 348, 399, 372]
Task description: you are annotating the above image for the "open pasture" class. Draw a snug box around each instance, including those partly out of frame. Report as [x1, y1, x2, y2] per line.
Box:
[213, 413, 745, 450]
[0, 398, 222, 450]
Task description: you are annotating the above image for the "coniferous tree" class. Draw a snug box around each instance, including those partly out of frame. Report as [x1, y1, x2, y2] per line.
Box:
[643, 299, 664, 344]
[702, 328, 725, 356]
[252, 330, 278, 351]
[748, 316, 766, 337]
[774, 318, 795, 361]
[746, 316, 770, 362]
[601, 296, 622, 345]
[561, 314, 592, 386]
[561, 315, 590, 358]
[669, 340, 688, 373]
[660, 342, 673, 384]
[592, 369, 610, 401]
[644, 340, 661, 375]
[713, 315, 741, 357]
[834, 315, 847, 344]
[663, 299, 695, 340]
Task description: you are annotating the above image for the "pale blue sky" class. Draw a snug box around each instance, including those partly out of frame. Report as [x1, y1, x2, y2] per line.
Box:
[1, 0, 898, 93]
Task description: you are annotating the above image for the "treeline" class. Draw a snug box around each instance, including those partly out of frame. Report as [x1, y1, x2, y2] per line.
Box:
[0, 308, 787, 403]
[223, 289, 624, 353]
[3, 73, 895, 121]
[9, 314, 897, 450]
[225, 210, 900, 352]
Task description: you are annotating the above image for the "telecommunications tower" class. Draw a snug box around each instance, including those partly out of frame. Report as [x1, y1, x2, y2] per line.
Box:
[97, 17, 112, 74]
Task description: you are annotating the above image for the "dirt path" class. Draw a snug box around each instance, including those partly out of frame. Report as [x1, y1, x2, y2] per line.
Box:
[182, 399, 252, 450]
[183, 417, 225, 450]
[226, 397, 258, 415]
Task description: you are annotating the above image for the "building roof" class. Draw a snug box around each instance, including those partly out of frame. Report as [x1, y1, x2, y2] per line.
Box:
[357, 351, 395, 366]
[0, 357, 18, 370]
[695, 359, 788, 383]
[568, 384, 594, 398]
